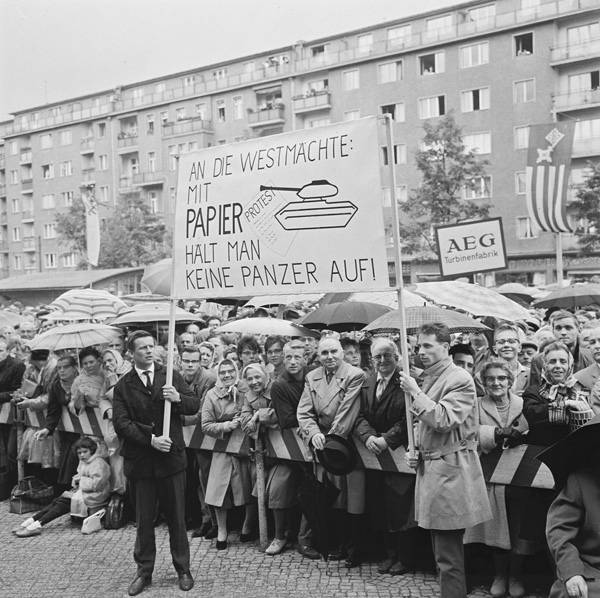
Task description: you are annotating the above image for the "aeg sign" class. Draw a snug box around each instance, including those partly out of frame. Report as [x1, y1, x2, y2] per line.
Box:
[435, 217, 508, 278]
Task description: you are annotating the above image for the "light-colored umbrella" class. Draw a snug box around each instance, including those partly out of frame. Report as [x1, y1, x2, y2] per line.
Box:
[532, 283, 600, 310]
[364, 306, 490, 335]
[298, 301, 392, 332]
[26, 323, 124, 351]
[141, 258, 172, 296]
[0, 311, 29, 328]
[245, 294, 324, 308]
[109, 304, 201, 326]
[412, 281, 529, 321]
[347, 290, 429, 309]
[217, 317, 319, 338]
[47, 289, 128, 321]
[120, 292, 170, 305]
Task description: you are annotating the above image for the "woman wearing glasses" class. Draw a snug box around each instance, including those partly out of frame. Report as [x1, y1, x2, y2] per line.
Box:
[465, 359, 530, 598]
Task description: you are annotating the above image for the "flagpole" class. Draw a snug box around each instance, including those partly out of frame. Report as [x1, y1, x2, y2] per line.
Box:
[556, 233, 564, 289]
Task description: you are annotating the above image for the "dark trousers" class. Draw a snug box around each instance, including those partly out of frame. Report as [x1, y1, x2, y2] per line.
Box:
[33, 495, 71, 526]
[431, 528, 467, 598]
[0, 423, 17, 486]
[130, 470, 190, 579]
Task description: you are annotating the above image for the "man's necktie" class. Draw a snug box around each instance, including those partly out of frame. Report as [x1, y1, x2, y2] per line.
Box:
[326, 372, 333, 384]
[376, 378, 386, 400]
[143, 371, 152, 389]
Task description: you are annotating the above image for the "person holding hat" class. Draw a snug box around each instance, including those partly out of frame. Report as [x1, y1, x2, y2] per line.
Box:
[297, 337, 366, 564]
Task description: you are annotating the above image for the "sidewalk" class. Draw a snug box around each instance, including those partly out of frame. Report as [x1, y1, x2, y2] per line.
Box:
[1, 500, 547, 598]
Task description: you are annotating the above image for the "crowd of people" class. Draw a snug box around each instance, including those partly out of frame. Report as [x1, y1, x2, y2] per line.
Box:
[2, 300, 600, 598]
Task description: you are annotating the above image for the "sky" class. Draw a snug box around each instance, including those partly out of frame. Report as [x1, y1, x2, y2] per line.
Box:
[0, 0, 462, 122]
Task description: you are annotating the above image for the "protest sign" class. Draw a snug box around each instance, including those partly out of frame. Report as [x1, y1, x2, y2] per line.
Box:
[435, 217, 508, 278]
[172, 117, 389, 298]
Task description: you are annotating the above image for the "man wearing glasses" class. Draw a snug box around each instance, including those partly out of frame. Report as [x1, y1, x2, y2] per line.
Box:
[491, 324, 530, 396]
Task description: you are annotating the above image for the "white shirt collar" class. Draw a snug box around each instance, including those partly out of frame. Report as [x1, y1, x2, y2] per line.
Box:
[135, 363, 155, 381]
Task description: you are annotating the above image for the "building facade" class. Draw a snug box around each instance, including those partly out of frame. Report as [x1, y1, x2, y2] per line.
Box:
[0, 0, 599, 285]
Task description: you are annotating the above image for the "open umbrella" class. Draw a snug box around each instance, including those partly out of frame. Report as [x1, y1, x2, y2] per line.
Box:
[364, 306, 490, 335]
[245, 294, 324, 308]
[26, 323, 124, 351]
[532, 283, 600, 310]
[537, 414, 600, 489]
[109, 304, 201, 326]
[496, 283, 536, 306]
[216, 317, 319, 338]
[0, 311, 28, 328]
[413, 281, 529, 322]
[298, 301, 392, 332]
[319, 291, 428, 308]
[141, 258, 172, 296]
[47, 289, 128, 321]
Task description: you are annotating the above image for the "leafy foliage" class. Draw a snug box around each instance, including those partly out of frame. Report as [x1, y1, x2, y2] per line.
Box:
[570, 163, 600, 256]
[399, 113, 491, 256]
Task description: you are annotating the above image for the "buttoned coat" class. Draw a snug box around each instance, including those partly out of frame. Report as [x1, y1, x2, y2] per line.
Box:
[410, 357, 491, 530]
[113, 364, 198, 480]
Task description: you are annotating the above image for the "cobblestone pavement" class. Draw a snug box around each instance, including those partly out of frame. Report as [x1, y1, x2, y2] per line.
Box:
[1, 500, 549, 598]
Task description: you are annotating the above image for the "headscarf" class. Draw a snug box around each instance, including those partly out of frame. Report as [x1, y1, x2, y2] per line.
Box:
[241, 362, 271, 401]
[102, 349, 131, 377]
[539, 344, 576, 403]
[215, 358, 239, 399]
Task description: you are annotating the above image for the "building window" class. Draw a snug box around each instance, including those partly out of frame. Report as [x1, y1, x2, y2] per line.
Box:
[14, 255, 22, 270]
[155, 82, 166, 93]
[9, 141, 18, 155]
[44, 253, 57, 269]
[468, 4, 496, 23]
[12, 227, 20, 242]
[517, 216, 537, 239]
[146, 114, 155, 134]
[11, 198, 20, 213]
[464, 176, 492, 199]
[514, 79, 535, 103]
[149, 191, 159, 214]
[40, 134, 53, 150]
[10, 170, 18, 185]
[463, 132, 491, 154]
[243, 61, 255, 73]
[419, 52, 445, 75]
[381, 144, 406, 165]
[569, 71, 600, 92]
[459, 42, 489, 68]
[515, 32, 534, 56]
[515, 172, 527, 195]
[357, 33, 373, 54]
[188, 141, 198, 151]
[160, 111, 169, 126]
[62, 191, 74, 207]
[132, 87, 144, 99]
[514, 126, 530, 149]
[59, 130, 72, 145]
[233, 96, 243, 120]
[168, 146, 177, 170]
[99, 186, 109, 203]
[195, 103, 206, 119]
[343, 110, 360, 121]
[97, 123, 106, 138]
[216, 99, 226, 123]
[382, 186, 408, 206]
[461, 87, 490, 112]
[213, 69, 227, 80]
[42, 194, 55, 209]
[343, 69, 359, 91]
[307, 118, 331, 128]
[50, 106, 61, 117]
[388, 24, 412, 46]
[567, 23, 600, 46]
[176, 107, 187, 121]
[42, 164, 54, 179]
[98, 155, 108, 171]
[426, 14, 452, 33]
[419, 95, 446, 119]
[381, 103, 405, 122]
[43, 223, 57, 239]
[63, 252, 78, 267]
[59, 161, 73, 177]
[378, 61, 403, 84]
[148, 152, 156, 173]
[183, 76, 195, 87]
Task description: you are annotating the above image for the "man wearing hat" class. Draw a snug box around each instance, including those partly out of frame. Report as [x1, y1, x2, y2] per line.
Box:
[297, 337, 366, 564]
[518, 339, 538, 368]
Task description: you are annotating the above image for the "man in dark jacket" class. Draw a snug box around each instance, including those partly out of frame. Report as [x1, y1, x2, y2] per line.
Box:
[113, 331, 199, 596]
[0, 337, 25, 486]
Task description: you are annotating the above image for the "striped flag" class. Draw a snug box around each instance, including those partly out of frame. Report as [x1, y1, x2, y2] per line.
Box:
[526, 122, 575, 233]
[81, 188, 100, 266]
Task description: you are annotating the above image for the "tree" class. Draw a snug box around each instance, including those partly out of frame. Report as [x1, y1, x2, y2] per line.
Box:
[56, 190, 171, 268]
[570, 163, 600, 256]
[399, 113, 491, 256]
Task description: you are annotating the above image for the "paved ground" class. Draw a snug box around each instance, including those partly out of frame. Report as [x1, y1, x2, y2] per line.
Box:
[1, 500, 550, 598]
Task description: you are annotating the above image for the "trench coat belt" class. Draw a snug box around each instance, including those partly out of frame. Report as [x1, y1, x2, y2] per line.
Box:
[419, 439, 478, 461]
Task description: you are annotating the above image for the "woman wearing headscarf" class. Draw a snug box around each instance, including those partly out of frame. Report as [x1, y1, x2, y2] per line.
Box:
[202, 359, 253, 550]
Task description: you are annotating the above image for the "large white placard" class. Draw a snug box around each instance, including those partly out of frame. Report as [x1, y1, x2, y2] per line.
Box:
[172, 117, 389, 298]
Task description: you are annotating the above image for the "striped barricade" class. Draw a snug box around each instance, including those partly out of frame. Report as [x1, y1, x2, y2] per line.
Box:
[25, 406, 108, 438]
[0, 403, 13, 425]
[183, 426, 251, 456]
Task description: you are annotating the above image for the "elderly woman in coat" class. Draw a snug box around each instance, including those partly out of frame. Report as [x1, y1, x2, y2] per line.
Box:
[465, 359, 530, 598]
[201, 359, 253, 550]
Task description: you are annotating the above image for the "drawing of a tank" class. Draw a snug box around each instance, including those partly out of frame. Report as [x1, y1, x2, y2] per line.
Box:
[260, 180, 358, 231]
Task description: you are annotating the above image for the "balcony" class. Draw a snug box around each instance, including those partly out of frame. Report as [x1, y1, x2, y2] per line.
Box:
[21, 178, 33, 193]
[23, 237, 36, 251]
[133, 172, 164, 187]
[162, 118, 212, 137]
[21, 211, 35, 223]
[20, 149, 32, 164]
[82, 168, 96, 184]
[550, 36, 600, 65]
[119, 176, 134, 189]
[572, 136, 600, 158]
[293, 91, 332, 114]
[117, 131, 138, 151]
[247, 106, 285, 128]
[553, 88, 600, 111]
[80, 138, 95, 153]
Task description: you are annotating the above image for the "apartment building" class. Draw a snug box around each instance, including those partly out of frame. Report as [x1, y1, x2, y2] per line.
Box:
[0, 0, 598, 286]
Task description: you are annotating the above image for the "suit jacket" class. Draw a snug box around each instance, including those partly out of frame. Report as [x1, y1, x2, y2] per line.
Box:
[0, 355, 25, 404]
[297, 360, 366, 444]
[113, 363, 199, 480]
[574, 362, 600, 392]
[271, 369, 307, 429]
[354, 368, 408, 450]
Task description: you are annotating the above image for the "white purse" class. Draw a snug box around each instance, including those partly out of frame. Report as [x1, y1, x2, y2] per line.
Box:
[81, 509, 106, 534]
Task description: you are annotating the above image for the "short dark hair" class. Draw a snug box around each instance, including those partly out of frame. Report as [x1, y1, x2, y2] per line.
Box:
[340, 337, 360, 351]
[237, 335, 260, 356]
[550, 310, 578, 329]
[418, 322, 452, 345]
[57, 355, 78, 368]
[264, 335, 285, 352]
[79, 346, 102, 365]
[127, 330, 154, 353]
[449, 343, 475, 359]
[180, 344, 201, 357]
[72, 436, 97, 455]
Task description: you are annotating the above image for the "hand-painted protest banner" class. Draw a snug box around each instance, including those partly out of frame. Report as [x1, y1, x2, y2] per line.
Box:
[172, 117, 389, 298]
[435, 217, 508, 278]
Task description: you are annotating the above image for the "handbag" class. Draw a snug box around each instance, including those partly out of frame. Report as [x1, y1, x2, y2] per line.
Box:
[11, 476, 54, 504]
[103, 494, 127, 530]
[81, 509, 106, 534]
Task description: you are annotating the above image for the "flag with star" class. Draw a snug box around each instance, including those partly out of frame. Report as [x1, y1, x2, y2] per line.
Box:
[525, 122, 575, 234]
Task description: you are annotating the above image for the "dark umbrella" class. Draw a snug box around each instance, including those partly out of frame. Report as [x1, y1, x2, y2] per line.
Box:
[297, 469, 340, 563]
[533, 283, 600, 310]
[537, 414, 600, 489]
[298, 301, 392, 332]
